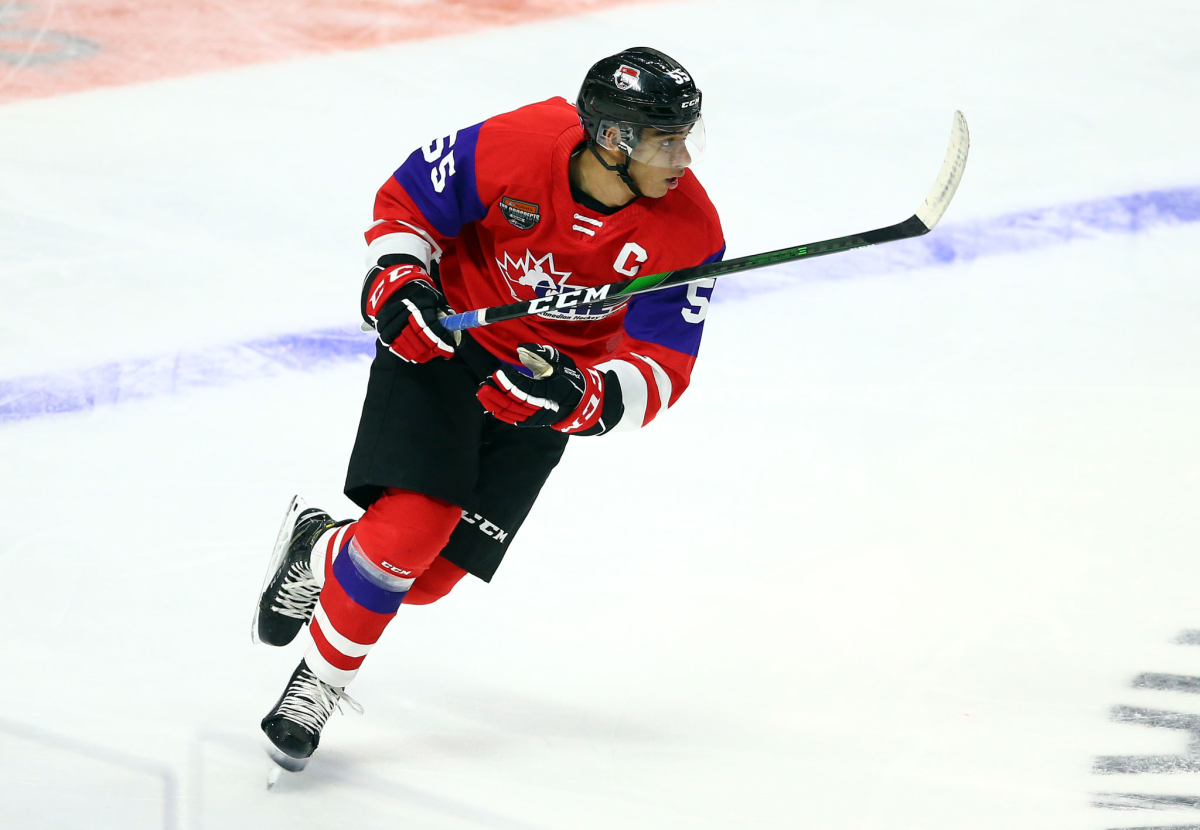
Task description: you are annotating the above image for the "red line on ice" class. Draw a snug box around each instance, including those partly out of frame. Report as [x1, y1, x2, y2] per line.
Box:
[0, 0, 656, 104]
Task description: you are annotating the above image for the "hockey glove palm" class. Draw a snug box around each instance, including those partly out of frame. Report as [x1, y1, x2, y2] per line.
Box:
[477, 343, 606, 434]
[362, 258, 456, 363]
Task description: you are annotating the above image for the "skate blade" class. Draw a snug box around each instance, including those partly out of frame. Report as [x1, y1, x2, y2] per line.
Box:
[264, 742, 310, 789]
[251, 495, 308, 645]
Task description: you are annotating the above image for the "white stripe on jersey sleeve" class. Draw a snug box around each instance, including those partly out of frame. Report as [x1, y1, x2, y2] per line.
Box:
[593, 358, 648, 432]
[629, 353, 673, 421]
[364, 224, 441, 270]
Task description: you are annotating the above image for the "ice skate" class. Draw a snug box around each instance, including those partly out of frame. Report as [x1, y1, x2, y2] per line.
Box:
[261, 659, 361, 777]
[252, 496, 351, 646]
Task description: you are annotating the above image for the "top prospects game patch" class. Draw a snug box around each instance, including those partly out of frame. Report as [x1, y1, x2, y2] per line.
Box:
[499, 197, 541, 230]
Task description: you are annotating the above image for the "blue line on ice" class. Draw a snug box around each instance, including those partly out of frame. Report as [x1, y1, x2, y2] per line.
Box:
[2, 185, 1198, 425]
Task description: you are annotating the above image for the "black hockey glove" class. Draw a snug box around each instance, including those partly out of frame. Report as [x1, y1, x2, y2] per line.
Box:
[477, 343, 618, 434]
[362, 256, 456, 363]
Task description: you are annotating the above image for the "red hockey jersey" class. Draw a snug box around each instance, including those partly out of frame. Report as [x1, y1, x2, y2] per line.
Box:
[364, 97, 725, 432]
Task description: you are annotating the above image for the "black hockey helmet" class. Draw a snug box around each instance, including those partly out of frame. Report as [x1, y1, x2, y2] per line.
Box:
[576, 47, 705, 196]
[577, 46, 703, 136]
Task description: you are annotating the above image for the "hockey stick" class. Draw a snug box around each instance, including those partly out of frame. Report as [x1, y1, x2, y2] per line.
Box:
[439, 111, 969, 333]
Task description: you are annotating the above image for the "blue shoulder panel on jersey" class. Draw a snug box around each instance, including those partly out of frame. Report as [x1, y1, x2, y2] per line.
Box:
[393, 121, 488, 239]
[623, 246, 725, 357]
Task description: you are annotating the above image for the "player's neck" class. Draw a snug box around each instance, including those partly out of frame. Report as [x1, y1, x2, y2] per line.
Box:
[569, 147, 637, 209]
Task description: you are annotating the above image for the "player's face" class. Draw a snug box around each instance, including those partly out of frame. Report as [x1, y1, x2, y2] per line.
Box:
[627, 127, 693, 198]
[627, 155, 687, 198]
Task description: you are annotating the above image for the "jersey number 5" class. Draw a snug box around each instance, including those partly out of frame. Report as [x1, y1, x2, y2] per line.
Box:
[423, 131, 459, 193]
[681, 278, 715, 323]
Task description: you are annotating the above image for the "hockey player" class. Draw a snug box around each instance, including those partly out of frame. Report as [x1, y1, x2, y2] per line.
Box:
[253, 46, 725, 773]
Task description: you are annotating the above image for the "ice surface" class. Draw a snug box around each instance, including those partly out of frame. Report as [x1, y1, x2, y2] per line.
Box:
[2, 1, 1200, 828]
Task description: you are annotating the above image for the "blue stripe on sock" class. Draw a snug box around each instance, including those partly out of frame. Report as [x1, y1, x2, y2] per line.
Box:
[332, 540, 406, 614]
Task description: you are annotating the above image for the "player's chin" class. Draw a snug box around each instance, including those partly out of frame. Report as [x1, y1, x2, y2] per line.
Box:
[645, 176, 680, 198]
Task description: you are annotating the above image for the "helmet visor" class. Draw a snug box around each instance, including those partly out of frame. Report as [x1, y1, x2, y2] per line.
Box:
[596, 116, 706, 169]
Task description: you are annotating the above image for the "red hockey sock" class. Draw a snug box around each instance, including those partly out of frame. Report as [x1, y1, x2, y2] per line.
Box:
[305, 489, 460, 686]
[403, 556, 469, 605]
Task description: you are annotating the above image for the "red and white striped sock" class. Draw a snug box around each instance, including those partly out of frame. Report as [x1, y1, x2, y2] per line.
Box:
[303, 489, 460, 687]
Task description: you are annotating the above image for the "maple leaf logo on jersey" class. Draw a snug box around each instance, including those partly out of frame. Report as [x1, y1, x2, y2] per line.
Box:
[495, 250, 627, 321]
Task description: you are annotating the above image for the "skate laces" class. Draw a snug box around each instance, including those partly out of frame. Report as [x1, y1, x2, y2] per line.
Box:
[270, 562, 320, 620]
[276, 667, 363, 734]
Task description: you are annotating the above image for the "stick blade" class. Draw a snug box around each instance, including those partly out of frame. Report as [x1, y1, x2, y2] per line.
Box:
[915, 110, 970, 231]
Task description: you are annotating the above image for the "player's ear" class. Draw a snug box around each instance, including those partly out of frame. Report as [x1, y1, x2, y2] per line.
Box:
[598, 123, 624, 154]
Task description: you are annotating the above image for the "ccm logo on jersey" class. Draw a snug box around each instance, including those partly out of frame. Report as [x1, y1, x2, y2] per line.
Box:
[380, 561, 413, 576]
[496, 249, 626, 320]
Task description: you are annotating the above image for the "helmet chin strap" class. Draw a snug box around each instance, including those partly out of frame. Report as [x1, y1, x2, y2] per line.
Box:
[588, 141, 644, 200]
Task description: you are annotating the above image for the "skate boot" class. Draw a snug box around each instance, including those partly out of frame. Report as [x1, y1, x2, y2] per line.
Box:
[252, 496, 352, 646]
[261, 659, 361, 773]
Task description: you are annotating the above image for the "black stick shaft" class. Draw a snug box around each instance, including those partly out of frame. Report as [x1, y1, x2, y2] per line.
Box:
[440, 214, 929, 331]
